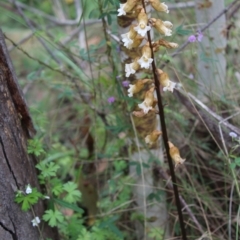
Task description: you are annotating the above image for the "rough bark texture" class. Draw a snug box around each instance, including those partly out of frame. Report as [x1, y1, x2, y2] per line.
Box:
[0, 29, 58, 240]
[195, 0, 226, 96]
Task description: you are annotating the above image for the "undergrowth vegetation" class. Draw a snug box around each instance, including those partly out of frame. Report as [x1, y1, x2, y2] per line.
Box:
[1, 0, 240, 239]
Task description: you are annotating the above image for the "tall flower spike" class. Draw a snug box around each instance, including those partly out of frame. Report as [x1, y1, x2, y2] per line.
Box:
[157, 69, 176, 92]
[121, 25, 138, 49]
[138, 45, 153, 69]
[125, 58, 140, 77]
[149, 0, 169, 13]
[168, 141, 185, 167]
[117, 0, 139, 16]
[138, 87, 155, 113]
[134, 9, 151, 37]
[151, 18, 172, 36]
[145, 130, 162, 146]
[128, 78, 153, 97]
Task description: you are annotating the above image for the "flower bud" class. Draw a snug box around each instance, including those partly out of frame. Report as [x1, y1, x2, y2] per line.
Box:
[168, 141, 185, 167]
[151, 18, 172, 36]
[149, 0, 169, 13]
[145, 130, 162, 145]
[156, 39, 178, 49]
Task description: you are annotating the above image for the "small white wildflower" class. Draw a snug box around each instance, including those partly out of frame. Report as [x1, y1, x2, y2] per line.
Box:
[31, 216, 41, 227]
[127, 84, 135, 97]
[125, 63, 136, 77]
[44, 196, 50, 199]
[138, 101, 153, 114]
[121, 33, 133, 49]
[163, 81, 176, 92]
[134, 25, 151, 37]
[25, 184, 32, 194]
[138, 56, 153, 69]
[229, 132, 238, 138]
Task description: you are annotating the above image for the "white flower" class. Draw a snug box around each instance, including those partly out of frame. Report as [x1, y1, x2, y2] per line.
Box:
[121, 33, 133, 49]
[134, 25, 151, 37]
[163, 21, 173, 28]
[31, 216, 41, 227]
[145, 135, 152, 145]
[163, 81, 176, 92]
[161, 2, 169, 13]
[138, 56, 153, 69]
[125, 63, 136, 77]
[44, 195, 50, 199]
[127, 84, 135, 97]
[138, 101, 153, 114]
[229, 132, 238, 138]
[25, 184, 32, 194]
[117, 4, 126, 16]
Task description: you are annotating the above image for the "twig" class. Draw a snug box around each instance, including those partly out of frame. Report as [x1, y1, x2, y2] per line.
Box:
[168, 2, 194, 10]
[11, 0, 61, 64]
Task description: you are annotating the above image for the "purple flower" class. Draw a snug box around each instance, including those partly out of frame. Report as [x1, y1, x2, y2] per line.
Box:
[108, 96, 115, 104]
[188, 35, 196, 42]
[197, 31, 203, 42]
[122, 80, 130, 87]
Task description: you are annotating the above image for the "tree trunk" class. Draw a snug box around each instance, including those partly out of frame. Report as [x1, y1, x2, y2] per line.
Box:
[195, 0, 227, 97]
[0, 29, 58, 240]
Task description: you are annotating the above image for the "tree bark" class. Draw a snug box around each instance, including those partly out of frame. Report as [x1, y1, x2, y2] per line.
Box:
[0, 29, 58, 240]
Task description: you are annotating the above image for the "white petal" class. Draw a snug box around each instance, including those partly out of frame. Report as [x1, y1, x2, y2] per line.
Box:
[127, 84, 135, 97]
[138, 57, 153, 69]
[134, 25, 151, 37]
[163, 21, 173, 28]
[117, 4, 126, 16]
[125, 63, 135, 77]
[138, 102, 152, 113]
[121, 33, 133, 49]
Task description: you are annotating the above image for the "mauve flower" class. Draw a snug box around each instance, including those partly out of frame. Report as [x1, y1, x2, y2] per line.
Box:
[108, 96, 115, 103]
[188, 35, 196, 42]
[122, 80, 130, 87]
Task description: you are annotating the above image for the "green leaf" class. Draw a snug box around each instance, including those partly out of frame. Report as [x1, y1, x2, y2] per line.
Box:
[53, 198, 84, 214]
[148, 227, 164, 239]
[175, 25, 192, 36]
[234, 157, 240, 166]
[63, 182, 81, 203]
[230, 162, 236, 169]
[27, 138, 45, 156]
[15, 188, 42, 211]
[50, 178, 63, 196]
[36, 162, 60, 179]
[43, 209, 64, 227]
